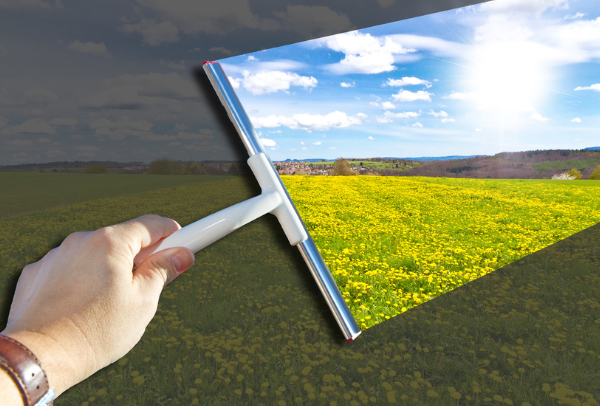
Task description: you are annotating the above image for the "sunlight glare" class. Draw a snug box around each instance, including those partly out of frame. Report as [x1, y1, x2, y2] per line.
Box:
[467, 41, 548, 115]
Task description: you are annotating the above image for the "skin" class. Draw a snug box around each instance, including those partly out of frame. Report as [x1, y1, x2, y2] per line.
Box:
[0, 214, 195, 405]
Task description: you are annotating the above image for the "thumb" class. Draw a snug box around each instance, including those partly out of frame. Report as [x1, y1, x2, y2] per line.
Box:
[133, 247, 195, 292]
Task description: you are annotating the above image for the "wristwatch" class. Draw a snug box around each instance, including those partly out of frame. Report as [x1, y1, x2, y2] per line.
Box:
[0, 334, 56, 406]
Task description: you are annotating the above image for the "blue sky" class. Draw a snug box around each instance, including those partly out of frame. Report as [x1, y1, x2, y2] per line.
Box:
[220, 0, 600, 161]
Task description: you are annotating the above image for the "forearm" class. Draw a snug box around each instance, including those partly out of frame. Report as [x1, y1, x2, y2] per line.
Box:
[0, 366, 25, 406]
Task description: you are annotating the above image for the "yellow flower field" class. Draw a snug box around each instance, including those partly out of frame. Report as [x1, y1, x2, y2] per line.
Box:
[282, 176, 600, 329]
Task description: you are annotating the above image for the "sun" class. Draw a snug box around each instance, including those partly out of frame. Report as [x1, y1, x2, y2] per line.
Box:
[466, 41, 549, 115]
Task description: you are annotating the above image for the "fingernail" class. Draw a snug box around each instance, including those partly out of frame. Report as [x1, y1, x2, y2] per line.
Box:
[172, 250, 194, 274]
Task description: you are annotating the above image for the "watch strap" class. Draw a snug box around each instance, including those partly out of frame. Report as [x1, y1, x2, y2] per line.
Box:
[0, 334, 54, 406]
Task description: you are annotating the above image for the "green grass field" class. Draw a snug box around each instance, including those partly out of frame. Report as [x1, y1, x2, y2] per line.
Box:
[0, 173, 598, 405]
[0, 173, 234, 219]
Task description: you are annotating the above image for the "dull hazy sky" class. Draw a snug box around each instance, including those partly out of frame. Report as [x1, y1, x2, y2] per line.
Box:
[0, 0, 490, 164]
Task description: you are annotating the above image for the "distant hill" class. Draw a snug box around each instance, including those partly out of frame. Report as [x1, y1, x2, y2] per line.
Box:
[277, 155, 480, 163]
[383, 155, 481, 161]
[279, 158, 328, 163]
[584, 147, 600, 151]
[390, 149, 600, 179]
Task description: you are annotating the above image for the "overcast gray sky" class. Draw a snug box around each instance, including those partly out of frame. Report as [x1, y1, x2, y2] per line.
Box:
[0, 0, 487, 164]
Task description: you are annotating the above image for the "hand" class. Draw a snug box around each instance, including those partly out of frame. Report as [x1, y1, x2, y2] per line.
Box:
[1, 214, 195, 399]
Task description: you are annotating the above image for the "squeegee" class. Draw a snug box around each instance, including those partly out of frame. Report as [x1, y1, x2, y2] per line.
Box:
[135, 61, 361, 341]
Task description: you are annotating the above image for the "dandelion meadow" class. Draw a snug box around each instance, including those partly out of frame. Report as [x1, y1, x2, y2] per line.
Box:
[1, 175, 599, 404]
[282, 176, 600, 329]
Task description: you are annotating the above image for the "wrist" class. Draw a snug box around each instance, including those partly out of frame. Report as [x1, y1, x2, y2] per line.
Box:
[0, 330, 74, 400]
[0, 366, 25, 406]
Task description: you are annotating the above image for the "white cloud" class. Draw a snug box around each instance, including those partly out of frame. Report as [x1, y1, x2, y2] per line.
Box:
[388, 111, 420, 118]
[329, 147, 336, 149]
[386, 77, 432, 88]
[68, 41, 112, 58]
[120, 19, 179, 46]
[300, 141, 304, 145]
[478, 0, 568, 17]
[377, 110, 420, 123]
[369, 102, 379, 107]
[312, 141, 321, 145]
[340, 82, 356, 88]
[381, 101, 396, 110]
[356, 113, 368, 119]
[412, 122, 423, 128]
[530, 113, 549, 121]
[260, 138, 276, 147]
[475, 128, 483, 132]
[564, 13, 585, 20]
[247, 56, 258, 62]
[2, 118, 55, 135]
[240, 71, 317, 95]
[469, 3, 600, 68]
[391, 90, 432, 102]
[228, 77, 241, 89]
[575, 83, 600, 92]
[445, 92, 477, 101]
[428, 110, 448, 118]
[441, 118, 455, 123]
[368, 136, 374, 140]
[251, 111, 362, 132]
[317, 31, 415, 75]
[571, 117, 582, 123]
[387, 34, 468, 58]
[225, 59, 306, 74]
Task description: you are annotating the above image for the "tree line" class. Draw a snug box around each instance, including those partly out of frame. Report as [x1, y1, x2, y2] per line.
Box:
[84, 158, 243, 176]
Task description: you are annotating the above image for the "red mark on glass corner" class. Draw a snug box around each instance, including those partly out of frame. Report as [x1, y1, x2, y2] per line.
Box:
[348, 338, 353, 342]
[203, 61, 216, 65]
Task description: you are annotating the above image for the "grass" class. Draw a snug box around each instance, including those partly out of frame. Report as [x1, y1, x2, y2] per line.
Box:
[0, 172, 234, 219]
[0, 176, 598, 405]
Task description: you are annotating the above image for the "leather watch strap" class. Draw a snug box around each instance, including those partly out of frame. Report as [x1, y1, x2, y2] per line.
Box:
[0, 334, 54, 406]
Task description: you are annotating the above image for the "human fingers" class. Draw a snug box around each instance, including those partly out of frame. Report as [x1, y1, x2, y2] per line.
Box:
[133, 247, 195, 299]
[107, 214, 181, 260]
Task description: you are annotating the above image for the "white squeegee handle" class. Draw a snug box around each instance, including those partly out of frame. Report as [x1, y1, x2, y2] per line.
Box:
[135, 62, 361, 341]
